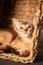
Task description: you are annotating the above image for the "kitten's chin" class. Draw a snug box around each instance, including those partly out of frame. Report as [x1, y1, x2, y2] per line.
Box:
[20, 33, 31, 38]
[18, 33, 27, 38]
[23, 33, 28, 37]
[19, 33, 30, 39]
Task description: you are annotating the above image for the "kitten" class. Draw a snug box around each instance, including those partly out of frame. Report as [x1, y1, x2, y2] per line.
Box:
[11, 18, 34, 56]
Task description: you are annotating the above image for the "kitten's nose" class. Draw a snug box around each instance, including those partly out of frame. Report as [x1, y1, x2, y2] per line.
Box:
[25, 29, 28, 33]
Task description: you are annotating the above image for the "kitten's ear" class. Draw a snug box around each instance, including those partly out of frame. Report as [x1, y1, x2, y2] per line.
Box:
[30, 10, 40, 26]
[12, 18, 21, 30]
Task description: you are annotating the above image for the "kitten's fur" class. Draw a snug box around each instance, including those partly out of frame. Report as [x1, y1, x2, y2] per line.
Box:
[11, 18, 34, 56]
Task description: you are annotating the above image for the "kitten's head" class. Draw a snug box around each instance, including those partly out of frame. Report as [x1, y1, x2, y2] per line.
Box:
[12, 18, 34, 38]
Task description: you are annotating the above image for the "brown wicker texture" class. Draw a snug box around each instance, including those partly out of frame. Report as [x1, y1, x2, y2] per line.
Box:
[9, 0, 40, 22]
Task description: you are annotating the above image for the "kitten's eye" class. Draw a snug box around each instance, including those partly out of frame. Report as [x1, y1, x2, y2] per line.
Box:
[20, 27, 23, 29]
[28, 26, 31, 28]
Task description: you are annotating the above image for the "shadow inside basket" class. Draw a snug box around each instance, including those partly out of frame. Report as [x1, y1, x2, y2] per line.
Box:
[3, 48, 19, 55]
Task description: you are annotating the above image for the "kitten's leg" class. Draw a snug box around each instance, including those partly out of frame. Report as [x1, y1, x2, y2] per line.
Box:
[0, 30, 13, 51]
[10, 37, 32, 57]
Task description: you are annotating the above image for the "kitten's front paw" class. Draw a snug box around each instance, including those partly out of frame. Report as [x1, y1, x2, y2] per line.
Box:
[19, 49, 30, 57]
